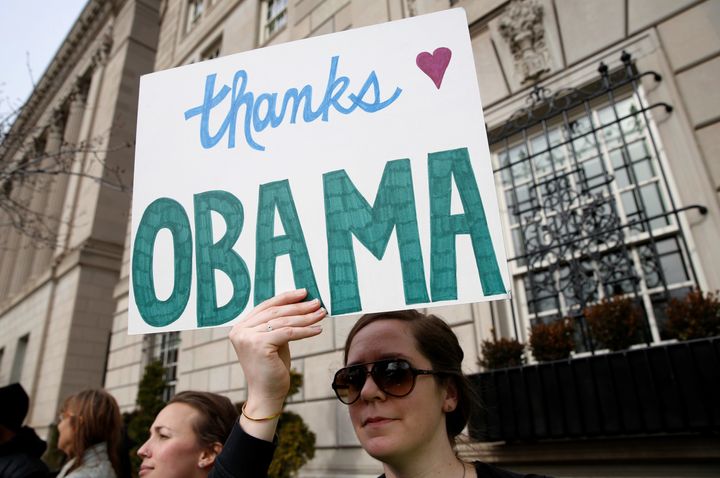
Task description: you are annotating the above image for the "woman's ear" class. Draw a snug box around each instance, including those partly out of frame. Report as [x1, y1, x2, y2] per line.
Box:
[442, 379, 459, 413]
[198, 442, 223, 469]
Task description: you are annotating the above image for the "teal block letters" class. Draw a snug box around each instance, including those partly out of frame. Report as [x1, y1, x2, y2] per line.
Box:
[324, 159, 429, 315]
[254, 180, 322, 304]
[132, 198, 192, 327]
[429, 147, 505, 300]
[194, 190, 251, 327]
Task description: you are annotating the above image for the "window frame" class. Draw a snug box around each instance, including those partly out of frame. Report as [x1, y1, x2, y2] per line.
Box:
[491, 86, 698, 354]
[259, 0, 289, 44]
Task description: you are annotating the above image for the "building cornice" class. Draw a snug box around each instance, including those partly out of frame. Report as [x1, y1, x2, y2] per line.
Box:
[6, 0, 125, 143]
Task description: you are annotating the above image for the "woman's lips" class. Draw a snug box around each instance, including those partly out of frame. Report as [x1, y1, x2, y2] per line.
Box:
[139, 465, 153, 476]
[363, 416, 394, 426]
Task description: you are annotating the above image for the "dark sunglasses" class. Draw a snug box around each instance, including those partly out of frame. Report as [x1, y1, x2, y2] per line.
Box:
[331, 358, 440, 405]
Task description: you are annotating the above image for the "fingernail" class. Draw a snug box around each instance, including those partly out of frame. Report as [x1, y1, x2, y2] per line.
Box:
[310, 324, 323, 330]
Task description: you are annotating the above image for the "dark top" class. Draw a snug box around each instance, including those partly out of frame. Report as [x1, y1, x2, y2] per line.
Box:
[212, 422, 550, 478]
[210, 422, 276, 478]
[0, 426, 50, 478]
[380, 461, 550, 477]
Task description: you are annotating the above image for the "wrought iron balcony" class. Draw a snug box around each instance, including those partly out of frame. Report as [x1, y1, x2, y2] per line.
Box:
[469, 336, 720, 442]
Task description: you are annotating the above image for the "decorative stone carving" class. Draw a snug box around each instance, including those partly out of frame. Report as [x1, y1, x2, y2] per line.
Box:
[70, 76, 91, 105]
[405, 0, 418, 17]
[91, 27, 114, 67]
[499, 0, 550, 84]
[49, 107, 66, 136]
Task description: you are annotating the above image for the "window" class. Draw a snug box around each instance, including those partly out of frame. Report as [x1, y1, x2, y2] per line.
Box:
[200, 37, 222, 61]
[10, 334, 29, 383]
[491, 57, 701, 353]
[151, 332, 180, 401]
[262, 0, 288, 42]
[186, 0, 205, 32]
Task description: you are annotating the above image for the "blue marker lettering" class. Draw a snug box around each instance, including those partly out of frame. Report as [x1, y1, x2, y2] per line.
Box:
[184, 55, 402, 152]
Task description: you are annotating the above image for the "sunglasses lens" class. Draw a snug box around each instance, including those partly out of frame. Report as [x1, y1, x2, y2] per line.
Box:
[373, 360, 414, 397]
[332, 359, 418, 404]
[332, 365, 366, 404]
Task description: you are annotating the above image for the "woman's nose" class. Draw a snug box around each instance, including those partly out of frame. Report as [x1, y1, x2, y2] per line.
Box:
[137, 440, 151, 458]
[359, 371, 386, 402]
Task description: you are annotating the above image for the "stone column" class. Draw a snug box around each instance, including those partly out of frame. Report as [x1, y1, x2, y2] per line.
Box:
[7, 135, 53, 295]
[28, 114, 66, 278]
[0, 183, 24, 299]
[44, 84, 88, 260]
[55, 54, 107, 255]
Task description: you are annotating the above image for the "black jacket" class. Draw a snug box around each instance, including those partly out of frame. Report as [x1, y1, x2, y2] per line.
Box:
[210, 423, 275, 478]
[0, 426, 50, 478]
[211, 422, 550, 478]
[380, 462, 551, 478]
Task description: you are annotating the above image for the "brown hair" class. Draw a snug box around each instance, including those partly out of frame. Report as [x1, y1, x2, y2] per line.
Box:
[60, 389, 122, 474]
[167, 391, 238, 449]
[344, 310, 474, 443]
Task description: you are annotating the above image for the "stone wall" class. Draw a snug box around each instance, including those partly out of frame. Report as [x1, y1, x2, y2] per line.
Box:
[102, 1, 720, 476]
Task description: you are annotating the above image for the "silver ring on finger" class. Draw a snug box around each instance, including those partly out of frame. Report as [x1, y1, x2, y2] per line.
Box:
[266, 322, 273, 332]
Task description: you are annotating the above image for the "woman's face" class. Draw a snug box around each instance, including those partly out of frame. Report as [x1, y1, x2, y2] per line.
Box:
[345, 319, 457, 466]
[57, 410, 75, 456]
[137, 402, 214, 478]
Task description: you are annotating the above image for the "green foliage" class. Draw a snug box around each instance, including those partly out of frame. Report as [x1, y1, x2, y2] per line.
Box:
[268, 410, 316, 478]
[665, 288, 720, 340]
[126, 361, 167, 476]
[529, 318, 575, 361]
[584, 296, 643, 351]
[478, 332, 525, 370]
[41, 421, 66, 472]
[236, 370, 316, 478]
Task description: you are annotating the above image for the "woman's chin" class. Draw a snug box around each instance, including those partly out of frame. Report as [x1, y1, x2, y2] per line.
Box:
[360, 436, 402, 462]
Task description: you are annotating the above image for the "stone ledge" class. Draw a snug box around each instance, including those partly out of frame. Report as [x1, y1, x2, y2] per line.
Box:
[459, 434, 720, 465]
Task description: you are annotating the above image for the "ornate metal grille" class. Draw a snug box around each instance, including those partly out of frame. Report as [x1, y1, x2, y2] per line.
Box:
[492, 52, 707, 353]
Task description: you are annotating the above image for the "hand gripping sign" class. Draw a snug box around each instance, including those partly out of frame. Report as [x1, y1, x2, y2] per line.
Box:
[129, 8, 510, 334]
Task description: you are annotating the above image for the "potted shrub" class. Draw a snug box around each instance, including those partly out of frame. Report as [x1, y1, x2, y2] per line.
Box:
[584, 295, 643, 351]
[529, 318, 575, 361]
[665, 288, 720, 340]
[478, 332, 525, 370]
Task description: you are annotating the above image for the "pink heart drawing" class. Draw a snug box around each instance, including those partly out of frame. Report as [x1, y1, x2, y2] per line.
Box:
[416, 47, 452, 89]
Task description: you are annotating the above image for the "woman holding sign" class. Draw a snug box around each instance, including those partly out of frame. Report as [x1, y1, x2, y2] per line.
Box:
[226, 289, 548, 478]
[134, 292, 325, 478]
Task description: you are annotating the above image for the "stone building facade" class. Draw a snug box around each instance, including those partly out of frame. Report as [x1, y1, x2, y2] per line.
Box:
[105, 0, 720, 476]
[1, 0, 719, 476]
[0, 0, 160, 438]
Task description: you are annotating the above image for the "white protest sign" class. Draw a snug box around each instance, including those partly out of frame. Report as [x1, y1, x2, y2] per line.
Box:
[129, 8, 510, 334]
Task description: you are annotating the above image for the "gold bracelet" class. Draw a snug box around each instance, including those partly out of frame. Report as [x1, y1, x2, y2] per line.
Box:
[241, 402, 282, 422]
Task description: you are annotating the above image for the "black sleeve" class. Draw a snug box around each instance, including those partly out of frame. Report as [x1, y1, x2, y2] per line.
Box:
[474, 461, 554, 478]
[210, 421, 277, 478]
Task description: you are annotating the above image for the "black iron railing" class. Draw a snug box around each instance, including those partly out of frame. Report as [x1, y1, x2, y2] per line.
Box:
[469, 336, 720, 442]
[490, 51, 706, 352]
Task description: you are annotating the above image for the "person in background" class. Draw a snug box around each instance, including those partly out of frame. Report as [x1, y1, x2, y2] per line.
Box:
[56, 389, 122, 478]
[132, 290, 324, 478]
[137, 391, 239, 478]
[226, 289, 550, 478]
[0, 383, 49, 478]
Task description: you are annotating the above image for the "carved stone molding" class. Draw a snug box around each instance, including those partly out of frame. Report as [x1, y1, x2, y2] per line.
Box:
[49, 108, 67, 136]
[499, 0, 551, 84]
[70, 75, 91, 105]
[405, 0, 418, 17]
[91, 26, 114, 67]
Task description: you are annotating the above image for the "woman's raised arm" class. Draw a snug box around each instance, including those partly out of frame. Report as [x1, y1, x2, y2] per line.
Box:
[229, 289, 325, 441]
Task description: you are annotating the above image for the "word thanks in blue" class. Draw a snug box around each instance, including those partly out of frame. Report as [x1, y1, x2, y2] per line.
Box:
[184, 55, 402, 152]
